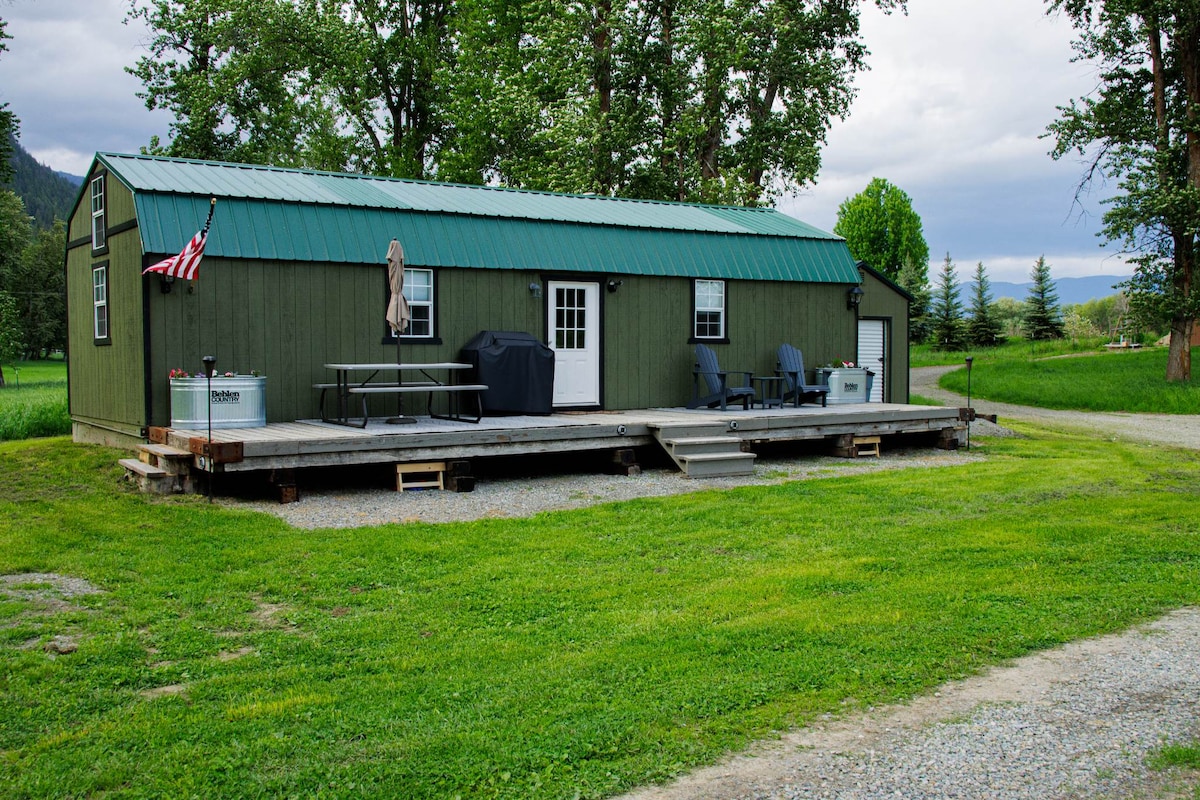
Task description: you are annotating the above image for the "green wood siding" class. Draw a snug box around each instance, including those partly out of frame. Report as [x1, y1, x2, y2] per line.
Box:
[145, 263, 555, 425]
[66, 170, 146, 436]
[139, 262, 863, 423]
[859, 270, 910, 403]
[605, 279, 856, 408]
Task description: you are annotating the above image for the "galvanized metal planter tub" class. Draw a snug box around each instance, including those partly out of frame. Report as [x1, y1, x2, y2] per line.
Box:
[170, 376, 267, 429]
[822, 368, 868, 404]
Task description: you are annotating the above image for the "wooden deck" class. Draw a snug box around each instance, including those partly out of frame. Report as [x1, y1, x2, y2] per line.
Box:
[148, 402, 966, 477]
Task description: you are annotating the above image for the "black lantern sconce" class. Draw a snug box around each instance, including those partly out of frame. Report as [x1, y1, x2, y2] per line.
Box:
[846, 285, 865, 311]
[159, 274, 175, 294]
[607, 279, 624, 293]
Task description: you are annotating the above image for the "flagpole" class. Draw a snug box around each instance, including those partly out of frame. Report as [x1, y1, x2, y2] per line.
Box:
[195, 198, 216, 288]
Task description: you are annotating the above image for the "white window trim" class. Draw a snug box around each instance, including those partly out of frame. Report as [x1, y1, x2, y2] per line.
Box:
[92, 263, 109, 341]
[401, 267, 434, 339]
[693, 279, 726, 340]
[90, 175, 106, 251]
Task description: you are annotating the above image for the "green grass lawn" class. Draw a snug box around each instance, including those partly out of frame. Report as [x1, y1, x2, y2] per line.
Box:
[0, 360, 69, 441]
[910, 337, 1117, 368]
[3, 429, 1199, 798]
[940, 347, 1199, 413]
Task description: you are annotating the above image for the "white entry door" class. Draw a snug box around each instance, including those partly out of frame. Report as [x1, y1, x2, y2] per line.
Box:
[548, 280, 600, 407]
[857, 318, 887, 402]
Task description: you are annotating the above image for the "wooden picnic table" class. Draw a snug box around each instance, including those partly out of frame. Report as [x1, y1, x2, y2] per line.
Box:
[317, 362, 487, 427]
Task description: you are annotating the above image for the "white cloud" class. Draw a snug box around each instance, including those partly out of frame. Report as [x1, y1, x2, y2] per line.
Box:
[1, 0, 168, 175]
[779, 0, 1126, 281]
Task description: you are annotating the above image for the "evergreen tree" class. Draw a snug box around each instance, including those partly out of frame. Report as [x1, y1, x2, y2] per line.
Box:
[930, 253, 966, 351]
[5, 136, 80, 228]
[0, 19, 18, 184]
[967, 261, 1003, 347]
[897, 254, 932, 344]
[1023, 256, 1064, 340]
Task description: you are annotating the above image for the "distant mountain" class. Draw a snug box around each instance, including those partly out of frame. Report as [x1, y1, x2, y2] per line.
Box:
[3, 135, 80, 228]
[961, 275, 1129, 306]
[55, 170, 84, 187]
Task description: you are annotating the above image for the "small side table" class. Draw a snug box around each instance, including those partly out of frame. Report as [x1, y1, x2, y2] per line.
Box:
[752, 376, 784, 409]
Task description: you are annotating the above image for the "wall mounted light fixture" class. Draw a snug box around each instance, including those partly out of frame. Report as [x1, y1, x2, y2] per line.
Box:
[846, 285, 865, 310]
[607, 279, 624, 293]
[529, 282, 542, 299]
[159, 274, 175, 294]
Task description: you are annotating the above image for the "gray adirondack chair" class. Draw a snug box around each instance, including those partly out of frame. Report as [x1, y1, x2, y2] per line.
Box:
[775, 343, 828, 407]
[687, 344, 755, 410]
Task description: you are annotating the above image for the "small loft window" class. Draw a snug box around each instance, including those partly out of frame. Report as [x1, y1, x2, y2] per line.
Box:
[90, 175, 106, 251]
[693, 279, 725, 339]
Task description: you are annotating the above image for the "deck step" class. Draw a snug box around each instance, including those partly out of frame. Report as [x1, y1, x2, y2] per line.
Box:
[119, 458, 180, 494]
[138, 443, 192, 473]
[653, 422, 739, 440]
[651, 423, 755, 478]
[676, 452, 757, 478]
[659, 435, 743, 457]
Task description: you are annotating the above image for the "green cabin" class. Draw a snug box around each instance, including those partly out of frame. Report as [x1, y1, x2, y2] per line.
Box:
[64, 153, 909, 446]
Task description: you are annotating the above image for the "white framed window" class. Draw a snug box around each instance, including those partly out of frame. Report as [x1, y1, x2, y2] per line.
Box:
[693, 279, 725, 339]
[90, 175, 106, 251]
[92, 263, 110, 342]
[402, 268, 433, 338]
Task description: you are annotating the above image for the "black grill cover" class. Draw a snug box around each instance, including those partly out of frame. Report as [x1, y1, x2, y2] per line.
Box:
[460, 330, 555, 415]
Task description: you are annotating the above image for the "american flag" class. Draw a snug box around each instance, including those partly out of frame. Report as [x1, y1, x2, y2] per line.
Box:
[143, 198, 216, 281]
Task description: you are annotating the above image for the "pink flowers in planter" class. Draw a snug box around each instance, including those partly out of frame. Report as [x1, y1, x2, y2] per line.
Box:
[169, 368, 262, 379]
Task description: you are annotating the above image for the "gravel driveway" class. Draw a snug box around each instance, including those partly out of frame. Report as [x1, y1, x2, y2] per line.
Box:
[231, 369, 1200, 799]
[913, 363, 1200, 450]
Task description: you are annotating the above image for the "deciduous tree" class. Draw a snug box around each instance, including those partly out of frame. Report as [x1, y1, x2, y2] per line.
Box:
[1046, 0, 1199, 380]
[833, 177, 929, 282]
[128, 0, 908, 201]
[13, 221, 67, 358]
[0, 290, 22, 387]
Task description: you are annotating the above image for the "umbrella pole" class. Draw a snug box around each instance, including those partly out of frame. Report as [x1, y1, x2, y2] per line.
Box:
[386, 334, 417, 424]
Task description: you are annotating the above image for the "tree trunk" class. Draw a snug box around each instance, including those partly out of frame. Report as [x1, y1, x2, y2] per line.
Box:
[1169, 9, 1200, 381]
[592, 0, 614, 193]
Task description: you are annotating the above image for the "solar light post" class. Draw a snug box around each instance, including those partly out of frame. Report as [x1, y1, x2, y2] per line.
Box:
[964, 356, 973, 451]
[202, 355, 216, 501]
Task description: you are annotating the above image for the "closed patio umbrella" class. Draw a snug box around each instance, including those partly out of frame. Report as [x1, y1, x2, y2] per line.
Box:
[386, 238, 410, 337]
[385, 239, 416, 424]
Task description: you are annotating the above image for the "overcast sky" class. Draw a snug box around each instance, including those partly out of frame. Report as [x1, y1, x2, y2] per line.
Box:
[1, 0, 1127, 283]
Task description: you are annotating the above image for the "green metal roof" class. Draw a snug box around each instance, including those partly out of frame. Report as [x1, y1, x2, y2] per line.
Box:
[97, 153, 860, 284]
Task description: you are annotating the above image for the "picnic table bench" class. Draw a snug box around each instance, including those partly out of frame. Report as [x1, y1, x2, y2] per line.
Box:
[317, 363, 487, 427]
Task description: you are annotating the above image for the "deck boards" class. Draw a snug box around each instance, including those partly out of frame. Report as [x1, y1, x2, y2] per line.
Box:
[164, 404, 964, 473]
